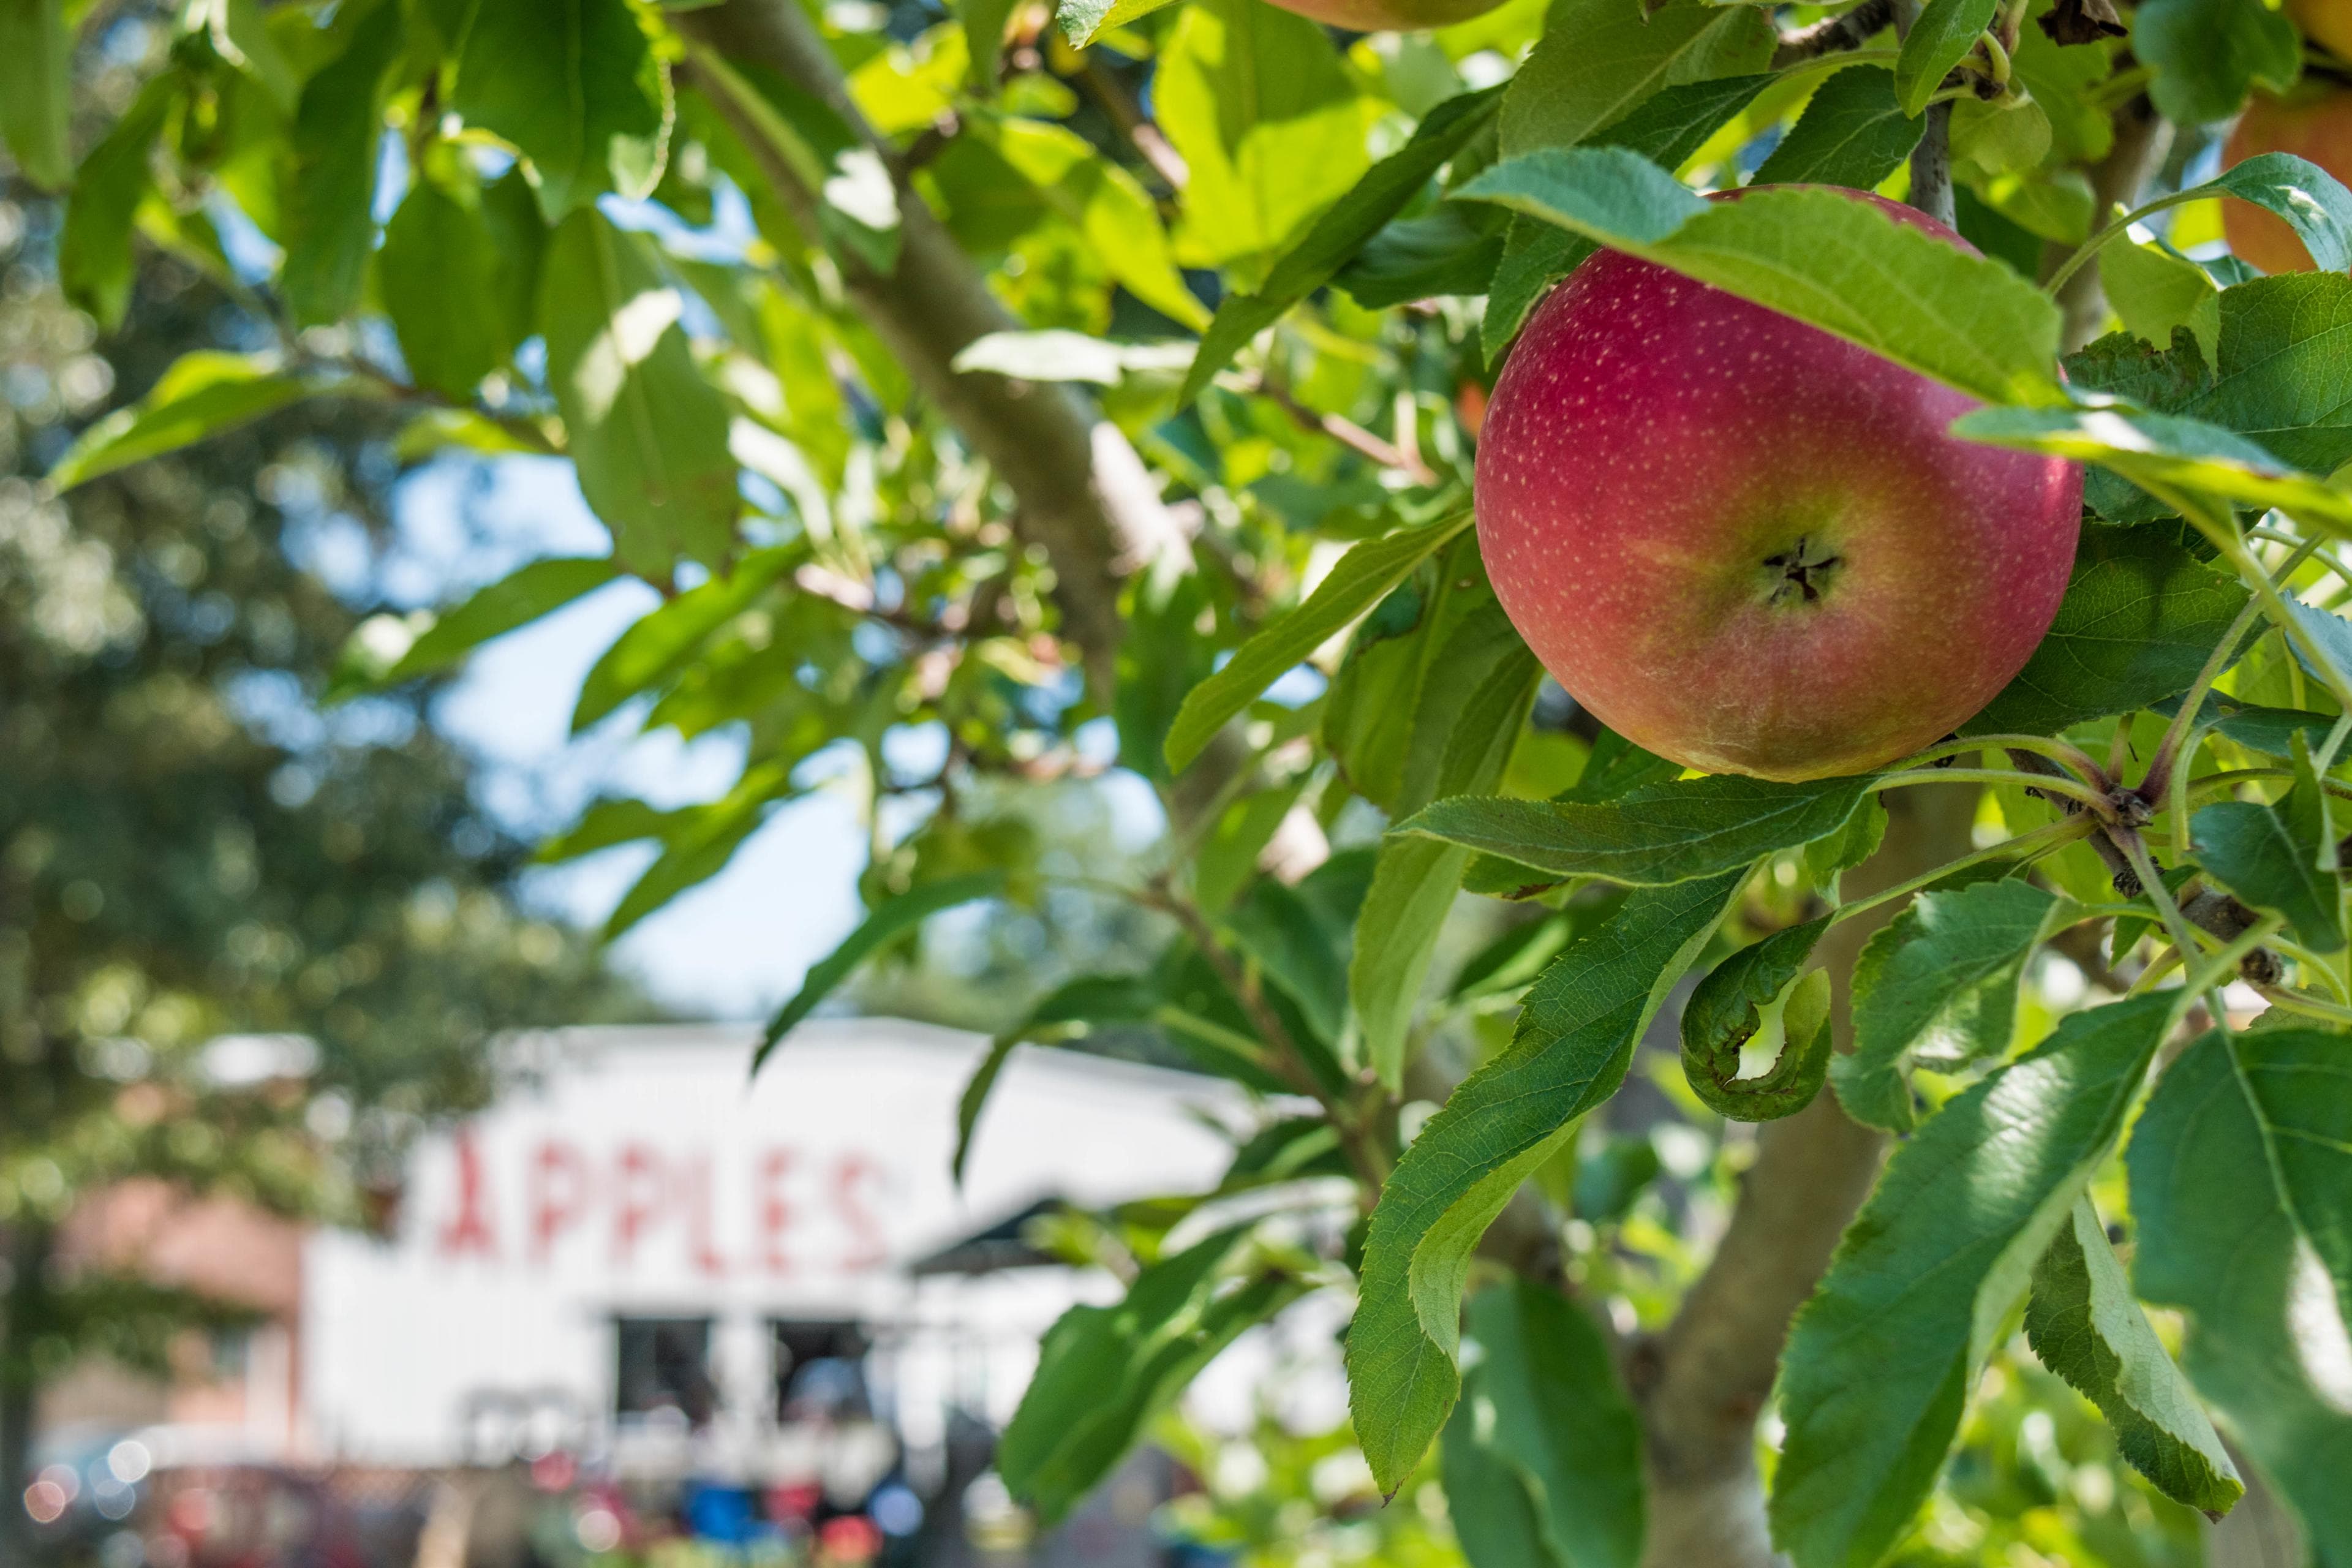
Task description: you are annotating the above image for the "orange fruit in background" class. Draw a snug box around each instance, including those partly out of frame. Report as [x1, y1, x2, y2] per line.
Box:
[2288, 0, 2352, 64]
[2222, 83, 2352, 272]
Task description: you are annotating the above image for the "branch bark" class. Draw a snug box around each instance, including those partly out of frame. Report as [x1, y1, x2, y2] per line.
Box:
[676, 0, 1189, 693]
[1770, 0, 1894, 69]
[1627, 780, 1982, 1568]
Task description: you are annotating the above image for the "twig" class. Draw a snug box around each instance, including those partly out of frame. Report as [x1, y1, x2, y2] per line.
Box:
[1071, 51, 1189, 192]
[1771, 0, 1894, 66]
[1144, 878, 1392, 1187]
[1245, 371, 1439, 484]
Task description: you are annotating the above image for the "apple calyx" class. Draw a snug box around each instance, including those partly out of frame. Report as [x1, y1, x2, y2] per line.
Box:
[1760, 535, 1845, 608]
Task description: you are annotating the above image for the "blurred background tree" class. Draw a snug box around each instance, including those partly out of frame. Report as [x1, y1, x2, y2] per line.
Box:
[0, 86, 656, 1559]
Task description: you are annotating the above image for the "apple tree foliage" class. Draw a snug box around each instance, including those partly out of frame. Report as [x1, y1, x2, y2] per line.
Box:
[10, 0, 2352, 1559]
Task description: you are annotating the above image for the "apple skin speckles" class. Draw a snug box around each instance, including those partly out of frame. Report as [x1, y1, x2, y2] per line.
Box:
[1472, 187, 2083, 782]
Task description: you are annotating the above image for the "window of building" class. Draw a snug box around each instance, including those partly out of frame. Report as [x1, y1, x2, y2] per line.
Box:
[774, 1319, 869, 1422]
[614, 1317, 716, 1428]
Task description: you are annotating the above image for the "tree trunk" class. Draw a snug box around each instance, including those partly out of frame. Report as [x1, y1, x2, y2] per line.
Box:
[676, 0, 1188, 695]
[2043, 98, 2174, 352]
[1629, 780, 1982, 1568]
[2207, 1444, 2307, 1568]
[0, 1221, 53, 1565]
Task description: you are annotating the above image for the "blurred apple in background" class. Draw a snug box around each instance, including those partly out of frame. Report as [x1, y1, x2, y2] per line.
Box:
[2224, 81, 2352, 273]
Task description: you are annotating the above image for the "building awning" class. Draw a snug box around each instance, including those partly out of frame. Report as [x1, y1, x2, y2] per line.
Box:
[904, 1198, 1068, 1276]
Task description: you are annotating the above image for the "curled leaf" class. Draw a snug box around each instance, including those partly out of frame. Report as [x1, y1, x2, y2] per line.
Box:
[1679, 917, 1834, 1121]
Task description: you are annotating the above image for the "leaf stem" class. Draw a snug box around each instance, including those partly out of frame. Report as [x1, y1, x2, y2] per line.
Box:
[2114, 829, 2204, 976]
[1826, 813, 2097, 930]
[2141, 557, 2294, 804]
[2044, 187, 2211, 296]
[2173, 911, 2286, 1031]
[1877, 766, 2106, 807]
[2250, 980, 2352, 1024]
[1902, 733, 2109, 783]
[2171, 491, 2352, 712]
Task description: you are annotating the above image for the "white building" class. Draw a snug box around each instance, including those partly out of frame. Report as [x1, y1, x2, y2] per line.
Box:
[287, 1017, 1246, 1482]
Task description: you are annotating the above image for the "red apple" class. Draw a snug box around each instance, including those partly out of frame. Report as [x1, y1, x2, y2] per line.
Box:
[2223, 84, 2352, 274]
[1473, 189, 2083, 782]
[1261, 0, 1504, 28]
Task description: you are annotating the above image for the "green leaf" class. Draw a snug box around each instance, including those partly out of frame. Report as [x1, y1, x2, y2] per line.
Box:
[1001, 1225, 1305, 1524]
[1225, 878, 1349, 1048]
[48, 352, 326, 491]
[1156, 0, 1373, 282]
[380, 174, 513, 401]
[601, 763, 797, 941]
[1499, 0, 1773, 159]
[702, 59, 900, 273]
[372, 557, 622, 691]
[1480, 73, 1774, 361]
[1752, 67, 1923, 191]
[1164, 511, 1474, 774]
[2206, 153, 2352, 273]
[1348, 872, 1744, 1493]
[1335, 207, 1507, 311]
[1958, 403, 2352, 534]
[755, 872, 1006, 1069]
[1949, 92, 2052, 179]
[984, 117, 1207, 331]
[1770, 992, 2176, 1568]
[957, 0, 1017, 89]
[2130, 1030, 2352, 1558]
[950, 330, 1194, 384]
[573, 547, 796, 731]
[59, 71, 177, 328]
[279, 0, 402, 326]
[1804, 793, 1887, 896]
[1398, 772, 1874, 888]
[2185, 274, 2352, 475]
[2135, 0, 2301, 126]
[540, 208, 741, 576]
[1456, 151, 2066, 407]
[535, 796, 684, 864]
[1443, 1282, 1645, 1568]
[482, 167, 551, 351]
[2236, 1025, 2352, 1327]
[2191, 778, 2343, 956]
[1193, 778, 1310, 914]
[1836, 879, 2080, 1133]
[1894, 0, 1998, 116]
[2157, 690, 2337, 759]
[185, 0, 300, 115]
[1181, 86, 1502, 403]
[1962, 526, 2252, 736]
[1054, 0, 1180, 47]
[451, 0, 669, 219]
[2063, 275, 2352, 521]
[2101, 241, 2220, 366]
[1114, 564, 1216, 787]
[0, 0, 72, 189]
[2011, 5, 2116, 160]
[2283, 596, 2352, 699]
[954, 974, 1160, 1182]
[1442, 1383, 1563, 1568]
[1679, 916, 1834, 1121]
[2025, 1199, 2245, 1515]
[1352, 602, 1541, 1088]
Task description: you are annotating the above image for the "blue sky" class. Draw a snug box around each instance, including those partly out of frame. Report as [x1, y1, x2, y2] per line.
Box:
[385, 454, 868, 1020]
